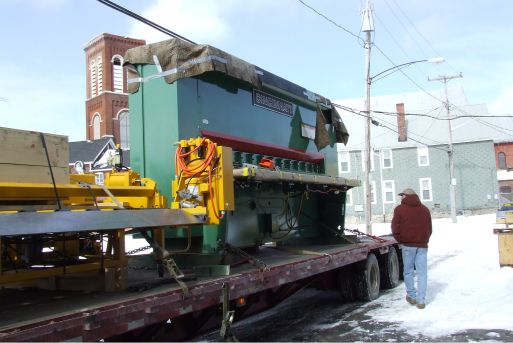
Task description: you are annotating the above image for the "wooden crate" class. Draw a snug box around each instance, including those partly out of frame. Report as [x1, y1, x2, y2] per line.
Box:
[496, 229, 513, 267]
[0, 127, 69, 183]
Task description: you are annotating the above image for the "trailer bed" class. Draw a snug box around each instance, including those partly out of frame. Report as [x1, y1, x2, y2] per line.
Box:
[0, 236, 396, 341]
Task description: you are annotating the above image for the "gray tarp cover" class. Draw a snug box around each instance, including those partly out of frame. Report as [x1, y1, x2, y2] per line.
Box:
[123, 38, 348, 149]
[123, 38, 259, 93]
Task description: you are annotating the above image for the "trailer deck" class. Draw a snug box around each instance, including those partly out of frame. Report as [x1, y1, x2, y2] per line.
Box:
[0, 236, 396, 341]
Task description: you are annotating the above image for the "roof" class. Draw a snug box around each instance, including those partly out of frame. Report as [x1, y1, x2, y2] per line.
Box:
[336, 87, 513, 150]
[84, 33, 146, 50]
[69, 138, 115, 164]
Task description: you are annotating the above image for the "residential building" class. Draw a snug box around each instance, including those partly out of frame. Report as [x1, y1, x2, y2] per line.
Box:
[336, 87, 512, 221]
[69, 138, 117, 184]
[495, 140, 513, 204]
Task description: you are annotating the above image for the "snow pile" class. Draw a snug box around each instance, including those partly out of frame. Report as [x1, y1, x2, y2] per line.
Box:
[366, 214, 513, 338]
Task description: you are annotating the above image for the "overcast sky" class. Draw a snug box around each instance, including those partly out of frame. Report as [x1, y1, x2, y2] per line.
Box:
[0, 0, 512, 141]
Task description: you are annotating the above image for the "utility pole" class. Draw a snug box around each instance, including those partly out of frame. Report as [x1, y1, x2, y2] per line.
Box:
[362, 0, 374, 234]
[429, 73, 463, 223]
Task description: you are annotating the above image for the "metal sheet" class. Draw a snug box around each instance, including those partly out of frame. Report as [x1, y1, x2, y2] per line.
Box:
[0, 209, 200, 236]
[233, 167, 361, 188]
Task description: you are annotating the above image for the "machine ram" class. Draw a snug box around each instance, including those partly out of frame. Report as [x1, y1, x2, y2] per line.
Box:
[0, 38, 400, 342]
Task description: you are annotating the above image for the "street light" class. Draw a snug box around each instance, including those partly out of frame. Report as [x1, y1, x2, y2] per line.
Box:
[363, 57, 444, 234]
[370, 58, 445, 83]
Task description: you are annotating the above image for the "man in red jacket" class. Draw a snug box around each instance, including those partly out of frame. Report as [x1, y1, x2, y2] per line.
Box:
[391, 188, 432, 309]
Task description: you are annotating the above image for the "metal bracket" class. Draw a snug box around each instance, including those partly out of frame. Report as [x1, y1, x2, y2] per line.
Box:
[220, 283, 237, 342]
[139, 228, 189, 298]
[163, 257, 189, 298]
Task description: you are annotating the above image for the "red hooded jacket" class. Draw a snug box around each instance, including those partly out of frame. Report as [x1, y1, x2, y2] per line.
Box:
[391, 194, 432, 248]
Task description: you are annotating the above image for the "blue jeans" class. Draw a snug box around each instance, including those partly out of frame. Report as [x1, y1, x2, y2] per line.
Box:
[401, 246, 428, 304]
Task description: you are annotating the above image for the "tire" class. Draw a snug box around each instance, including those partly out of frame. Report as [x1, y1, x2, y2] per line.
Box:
[335, 266, 356, 301]
[380, 247, 400, 289]
[355, 253, 380, 301]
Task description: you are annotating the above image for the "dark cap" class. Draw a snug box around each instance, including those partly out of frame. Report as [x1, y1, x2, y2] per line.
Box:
[398, 188, 416, 196]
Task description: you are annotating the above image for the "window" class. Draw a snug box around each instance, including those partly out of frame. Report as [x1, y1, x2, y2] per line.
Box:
[382, 149, 393, 169]
[499, 152, 507, 170]
[96, 57, 103, 94]
[346, 189, 353, 206]
[417, 146, 429, 166]
[383, 180, 396, 203]
[92, 114, 101, 139]
[419, 178, 433, 201]
[338, 150, 350, 173]
[118, 111, 129, 149]
[90, 60, 97, 97]
[112, 55, 124, 93]
[95, 172, 104, 185]
[500, 186, 512, 194]
[361, 150, 374, 171]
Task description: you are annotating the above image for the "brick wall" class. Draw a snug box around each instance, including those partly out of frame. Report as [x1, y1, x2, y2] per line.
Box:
[84, 33, 145, 143]
[495, 141, 513, 169]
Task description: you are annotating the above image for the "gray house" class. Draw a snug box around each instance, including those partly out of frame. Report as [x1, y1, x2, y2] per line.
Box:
[336, 87, 512, 221]
[69, 137, 130, 184]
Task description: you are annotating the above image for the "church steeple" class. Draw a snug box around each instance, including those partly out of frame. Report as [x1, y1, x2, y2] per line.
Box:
[84, 33, 145, 148]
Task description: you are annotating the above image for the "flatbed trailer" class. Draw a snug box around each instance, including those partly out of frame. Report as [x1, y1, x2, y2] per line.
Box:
[0, 235, 399, 342]
[0, 37, 404, 341]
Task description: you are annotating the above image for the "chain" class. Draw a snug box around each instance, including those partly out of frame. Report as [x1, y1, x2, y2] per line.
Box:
[221, 242, 269, 272]
[126, 245, 153, 255]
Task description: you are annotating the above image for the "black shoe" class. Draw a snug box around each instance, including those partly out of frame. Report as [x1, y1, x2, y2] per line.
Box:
[406, 295, 416, 305]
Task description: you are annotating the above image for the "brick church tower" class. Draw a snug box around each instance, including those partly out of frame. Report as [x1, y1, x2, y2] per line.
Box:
[84, 33, 145, 149]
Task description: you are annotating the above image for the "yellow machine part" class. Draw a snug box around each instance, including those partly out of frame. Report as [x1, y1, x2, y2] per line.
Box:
[0, 169, 164, 288]
[104, 171, 166, 209]
[171, 137, 234, 225]
[0, 170, 165, 211]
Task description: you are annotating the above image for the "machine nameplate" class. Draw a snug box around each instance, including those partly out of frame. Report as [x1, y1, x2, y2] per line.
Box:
[252, 89, 293, 117]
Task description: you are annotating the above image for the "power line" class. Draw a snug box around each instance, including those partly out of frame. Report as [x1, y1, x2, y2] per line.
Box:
[377, 1, 446, 79]
[377, 121, 449, 151]
[333, 103, 448, 148]
[388, 0, 459, 75]
[419, 106, 445, 139]
[297, 0, 447, 106]
[371, 44, 446, 105]
[296, 0, 365, 47]
[375, 109, 513, 120]
[382, 0, 432, 61]
[471, 117, 513, 136]
[373, 13, 422, 74]
[336, 102, 513, 121]
[96, 0, 196, 45]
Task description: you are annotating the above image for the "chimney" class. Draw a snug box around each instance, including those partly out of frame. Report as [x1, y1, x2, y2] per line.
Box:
[396, 103, 407, 142]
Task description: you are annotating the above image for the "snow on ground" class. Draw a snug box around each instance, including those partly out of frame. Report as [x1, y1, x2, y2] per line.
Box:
[129, 213, 513, 339]
[354, 213, 513, 338]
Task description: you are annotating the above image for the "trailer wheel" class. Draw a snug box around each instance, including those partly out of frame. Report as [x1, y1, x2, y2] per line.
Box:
[335, 266, 356, 301]
[380, 247, 400, 289]
[355, 253, 380, 301]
